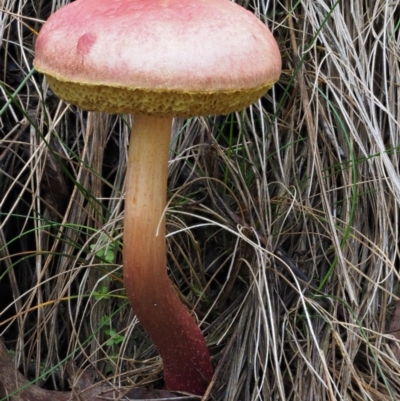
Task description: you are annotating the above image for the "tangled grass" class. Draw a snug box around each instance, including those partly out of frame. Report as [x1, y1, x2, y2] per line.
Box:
[1, 0, 400, 400]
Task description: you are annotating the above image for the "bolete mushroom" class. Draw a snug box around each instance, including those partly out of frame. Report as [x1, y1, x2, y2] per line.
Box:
[33, 0, 281, 395]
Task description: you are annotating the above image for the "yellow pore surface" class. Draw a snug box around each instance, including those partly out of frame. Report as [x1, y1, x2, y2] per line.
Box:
[46, 75, 274, 117]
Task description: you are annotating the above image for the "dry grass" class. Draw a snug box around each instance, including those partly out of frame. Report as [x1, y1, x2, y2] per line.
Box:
[1, 0, 400, 400]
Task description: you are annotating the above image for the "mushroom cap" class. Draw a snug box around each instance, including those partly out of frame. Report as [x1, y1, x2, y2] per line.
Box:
[34, 0, 281, 117]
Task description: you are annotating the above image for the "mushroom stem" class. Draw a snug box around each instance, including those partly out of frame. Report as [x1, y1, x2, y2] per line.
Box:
[123, 115, 213, 395]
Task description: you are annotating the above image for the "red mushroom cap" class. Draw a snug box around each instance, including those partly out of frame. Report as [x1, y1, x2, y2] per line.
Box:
[34, 0, 281, 116]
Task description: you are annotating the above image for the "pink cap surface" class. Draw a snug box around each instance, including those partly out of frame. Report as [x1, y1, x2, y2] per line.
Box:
[34, 0, 281, 116]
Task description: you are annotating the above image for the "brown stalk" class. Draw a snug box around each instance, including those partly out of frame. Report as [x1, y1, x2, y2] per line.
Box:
[123, 115, 213, 394]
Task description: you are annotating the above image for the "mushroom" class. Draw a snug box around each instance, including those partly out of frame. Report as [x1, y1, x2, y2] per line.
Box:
[33, 0, 281, 395]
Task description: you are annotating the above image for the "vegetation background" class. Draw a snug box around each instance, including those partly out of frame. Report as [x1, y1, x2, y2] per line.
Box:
[1, 0, 400, 400]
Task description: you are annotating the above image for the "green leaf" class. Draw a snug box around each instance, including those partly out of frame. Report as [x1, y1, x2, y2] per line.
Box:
[93, 286, 110, 301]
